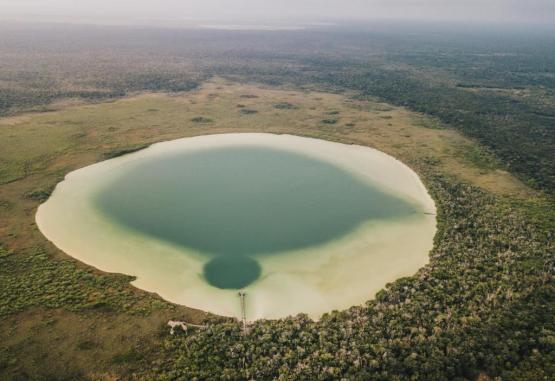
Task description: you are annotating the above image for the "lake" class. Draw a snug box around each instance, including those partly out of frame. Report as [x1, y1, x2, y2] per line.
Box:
[36, 133, 436, 320]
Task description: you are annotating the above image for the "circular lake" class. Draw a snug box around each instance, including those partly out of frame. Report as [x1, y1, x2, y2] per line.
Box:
[36, 133, 436, 320]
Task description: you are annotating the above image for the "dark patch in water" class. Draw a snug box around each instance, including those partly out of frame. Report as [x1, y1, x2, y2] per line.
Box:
[203, 255, 261, 289]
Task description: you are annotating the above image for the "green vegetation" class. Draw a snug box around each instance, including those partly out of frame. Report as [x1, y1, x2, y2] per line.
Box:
[0, 22, 553, 380]
[1, 23, 551, 194]
[0, 246, 158, 317]
[190, 116, 214, 123]
[274, 102, 298, 110]
[240, 108, 259, 115]
[150, 177, 554, 380]
[1, 24, 552, 193]
[104, 144, 150, 159]
[24, 185, 57, 202]
[318, 68, 555, 193]
[1, 80, 551, 380]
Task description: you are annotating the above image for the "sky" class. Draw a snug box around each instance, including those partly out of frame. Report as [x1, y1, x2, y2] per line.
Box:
[0, 0, 554, 26]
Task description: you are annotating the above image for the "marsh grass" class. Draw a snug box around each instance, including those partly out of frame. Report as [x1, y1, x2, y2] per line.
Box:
[191, 116, 214, 123]
[274, 102, 298, 110]
[104, 144, 150, 159]
[240, 108, 258, 115]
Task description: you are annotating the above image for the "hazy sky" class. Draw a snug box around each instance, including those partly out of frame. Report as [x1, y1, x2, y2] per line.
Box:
[1, 0, 554, 25]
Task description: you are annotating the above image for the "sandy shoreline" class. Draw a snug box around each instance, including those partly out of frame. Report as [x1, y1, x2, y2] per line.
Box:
[36, 133, 436, 320]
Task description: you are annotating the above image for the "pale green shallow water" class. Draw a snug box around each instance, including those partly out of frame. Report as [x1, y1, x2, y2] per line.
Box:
[36, 133, 436, 320]
[94, 146, 418, 289]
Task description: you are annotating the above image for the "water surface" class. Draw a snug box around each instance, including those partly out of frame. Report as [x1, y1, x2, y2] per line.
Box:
[95, 147, 418, 289]
[37, 133, 436, 320]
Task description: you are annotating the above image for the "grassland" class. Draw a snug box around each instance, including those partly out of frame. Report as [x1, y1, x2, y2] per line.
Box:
[0, 78, 551, 380]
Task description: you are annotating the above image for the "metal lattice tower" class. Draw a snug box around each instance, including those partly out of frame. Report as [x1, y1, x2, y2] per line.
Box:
[238, 291, 247, 333]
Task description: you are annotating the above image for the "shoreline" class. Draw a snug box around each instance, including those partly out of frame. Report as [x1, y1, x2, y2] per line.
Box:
[36, 133, 437, 320]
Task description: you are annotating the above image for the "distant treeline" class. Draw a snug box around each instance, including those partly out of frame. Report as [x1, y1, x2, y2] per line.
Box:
[0, 74, 203, 115]
[0, 23, 553, 194]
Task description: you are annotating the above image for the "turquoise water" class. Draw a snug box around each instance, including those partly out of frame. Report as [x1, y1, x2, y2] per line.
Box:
[94, 146, 419, 289]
